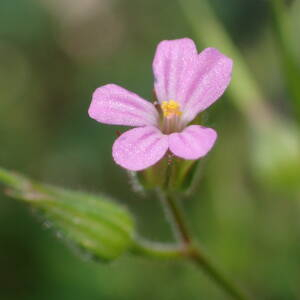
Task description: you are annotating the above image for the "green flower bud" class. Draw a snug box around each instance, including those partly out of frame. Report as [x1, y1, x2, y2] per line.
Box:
[0, 168, 135, 261]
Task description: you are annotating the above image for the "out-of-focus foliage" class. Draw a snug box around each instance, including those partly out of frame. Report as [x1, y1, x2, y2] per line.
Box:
[1, 0, 300, 299]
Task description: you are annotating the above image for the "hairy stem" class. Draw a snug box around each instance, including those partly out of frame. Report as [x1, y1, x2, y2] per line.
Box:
[188, 246, 250, 300]
[156, 161, 250, 299]
[132, 238, 183, 259]
[161, 191, 250, 300]
[160, 192, 191, 247]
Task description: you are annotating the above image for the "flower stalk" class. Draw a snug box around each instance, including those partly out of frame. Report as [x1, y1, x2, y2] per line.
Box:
[160, 159, 191, 248]
[136, 188, 250, 299]
[151, 160, 250, 300]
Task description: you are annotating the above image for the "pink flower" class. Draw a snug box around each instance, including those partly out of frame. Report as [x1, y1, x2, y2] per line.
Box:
[88, 38, 233, 171]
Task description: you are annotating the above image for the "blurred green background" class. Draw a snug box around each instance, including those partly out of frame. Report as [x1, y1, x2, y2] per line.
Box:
[1, 0, 300, 299]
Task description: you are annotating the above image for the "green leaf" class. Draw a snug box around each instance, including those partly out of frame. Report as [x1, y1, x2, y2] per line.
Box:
[0, 167, 135, 261]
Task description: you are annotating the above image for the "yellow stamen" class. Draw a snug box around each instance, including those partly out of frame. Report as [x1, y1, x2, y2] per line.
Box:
[161, 100, 182, 118]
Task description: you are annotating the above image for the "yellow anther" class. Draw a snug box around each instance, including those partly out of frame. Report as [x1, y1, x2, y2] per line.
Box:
[161, 100, 182, 118]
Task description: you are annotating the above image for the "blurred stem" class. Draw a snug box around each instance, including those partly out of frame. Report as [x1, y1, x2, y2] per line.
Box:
[0, 167, 23, 187]
[269, 0, 300, 121]
[178, 0, 272, 127]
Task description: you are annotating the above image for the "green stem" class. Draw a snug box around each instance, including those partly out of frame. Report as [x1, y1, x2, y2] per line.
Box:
[269, 0, 300, 121]
[132, 238, 249, 299]
[157, 162, 250, 299]
[161, 192, 249, 300]
[0, 167, 22, 187]
[160, 192, 191, 247]
[132, 238, 183, 259]
[159, 157, 191, 247]
[188, 246, 249, 300]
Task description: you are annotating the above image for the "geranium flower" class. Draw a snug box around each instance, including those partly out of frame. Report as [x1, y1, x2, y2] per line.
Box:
[88, 38, 233, 171]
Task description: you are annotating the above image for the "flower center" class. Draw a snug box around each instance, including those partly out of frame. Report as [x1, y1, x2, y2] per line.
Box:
[159, 100, 183, 134]
[161, 100, 182, 118]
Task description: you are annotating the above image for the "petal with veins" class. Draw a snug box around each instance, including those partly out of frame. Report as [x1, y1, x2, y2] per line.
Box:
[113, 126, 168, 171]
[169, 125, 217, 160]
[153, 38, 198, 104]
[89, 84, 158, 127]
[180, 48, 233, 124]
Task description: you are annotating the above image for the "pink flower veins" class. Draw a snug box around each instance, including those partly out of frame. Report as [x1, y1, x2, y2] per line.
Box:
[88, 38, 233, 171]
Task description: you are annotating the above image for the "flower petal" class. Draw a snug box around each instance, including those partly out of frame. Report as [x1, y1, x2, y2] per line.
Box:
[181, 48, 233, 124]
[89, 84, 158, 127]
[168, 125, 217, 160]
[112, 126, 168, 171]
[153, 38, 198, 103]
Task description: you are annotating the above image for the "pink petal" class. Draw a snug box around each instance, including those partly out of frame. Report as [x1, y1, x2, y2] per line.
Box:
[181, 48, 233, 124]
[112, 126, 168, 171]
[153, 38, 198, 103]
[168, 125, 217, 160]
[89, 84, 158, 127]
